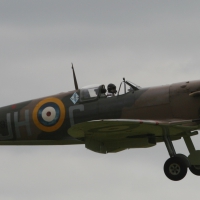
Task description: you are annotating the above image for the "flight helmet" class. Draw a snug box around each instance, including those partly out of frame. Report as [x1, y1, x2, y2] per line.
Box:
[107, 83, 117, 94]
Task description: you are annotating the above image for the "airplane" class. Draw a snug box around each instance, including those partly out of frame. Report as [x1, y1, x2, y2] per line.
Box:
[0, 65, 200, 181]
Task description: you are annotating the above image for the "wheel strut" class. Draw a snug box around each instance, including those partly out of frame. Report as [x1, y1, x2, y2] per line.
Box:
[183, 135, 196, 154]
[163, 129, 189, 181]
[183, 133, 200, 172]
[163, 134, 176, 157]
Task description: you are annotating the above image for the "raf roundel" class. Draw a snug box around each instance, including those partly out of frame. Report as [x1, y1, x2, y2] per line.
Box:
[33, 98, 65, 132]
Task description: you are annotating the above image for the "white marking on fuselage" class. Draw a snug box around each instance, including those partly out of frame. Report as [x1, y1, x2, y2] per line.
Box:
[14, 110, 32, 138]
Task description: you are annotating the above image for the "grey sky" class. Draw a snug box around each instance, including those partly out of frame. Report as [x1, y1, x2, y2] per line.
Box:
[1, 1, 200, 199]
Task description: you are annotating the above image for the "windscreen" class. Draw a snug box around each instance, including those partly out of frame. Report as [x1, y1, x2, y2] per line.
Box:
[80, 86, 99, 101]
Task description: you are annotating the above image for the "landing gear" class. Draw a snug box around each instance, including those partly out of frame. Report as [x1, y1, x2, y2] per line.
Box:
[164, 157, 188, 181]
[163, 131, 200, 180]
[183, 136, 200, 176]
[189, 165, 200, 176]
[163, 133, 190, 181]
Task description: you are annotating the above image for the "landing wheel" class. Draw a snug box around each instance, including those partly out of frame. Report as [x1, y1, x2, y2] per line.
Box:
[189, 165, 200, 176]
[164, 157, 188, 181]
[175, 154, 190, 167]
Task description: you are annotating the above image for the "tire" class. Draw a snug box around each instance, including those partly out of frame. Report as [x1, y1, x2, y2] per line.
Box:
[175, 154, 190, 167]
[164, 157, 188, 181]
[189, 165, 200, 176]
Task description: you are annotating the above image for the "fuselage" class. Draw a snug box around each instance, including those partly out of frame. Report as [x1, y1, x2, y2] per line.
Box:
[0, 80, 200, 145]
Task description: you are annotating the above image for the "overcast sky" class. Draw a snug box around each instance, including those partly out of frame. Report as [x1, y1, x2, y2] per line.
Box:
[1, 1, 200, 199]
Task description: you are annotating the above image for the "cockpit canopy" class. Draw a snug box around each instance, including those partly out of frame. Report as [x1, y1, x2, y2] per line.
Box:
[80, 81, 141, 102]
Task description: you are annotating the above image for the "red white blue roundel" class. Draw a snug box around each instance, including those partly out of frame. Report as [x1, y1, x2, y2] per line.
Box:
[33, 97, 66, 132]
[37, 102, 60, 127]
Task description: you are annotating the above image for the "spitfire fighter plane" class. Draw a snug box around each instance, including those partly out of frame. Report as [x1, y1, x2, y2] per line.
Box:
[0, 66, 200, 181]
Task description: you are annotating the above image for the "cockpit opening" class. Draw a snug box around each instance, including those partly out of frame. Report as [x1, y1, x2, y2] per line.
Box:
[80, 80, 141, 102]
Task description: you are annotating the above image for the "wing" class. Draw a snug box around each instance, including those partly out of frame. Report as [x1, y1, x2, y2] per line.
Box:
[68, 119, 200, 154]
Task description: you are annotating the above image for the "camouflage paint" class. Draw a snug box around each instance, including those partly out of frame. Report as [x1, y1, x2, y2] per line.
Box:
[0, 80, 200, 148]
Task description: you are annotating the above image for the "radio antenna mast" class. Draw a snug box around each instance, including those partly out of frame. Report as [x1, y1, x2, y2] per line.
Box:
[71, 63, 79, 90]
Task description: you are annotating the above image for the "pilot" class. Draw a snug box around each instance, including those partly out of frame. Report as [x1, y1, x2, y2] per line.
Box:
[100, 85, 107, 98]
[107, 83, 117, 97]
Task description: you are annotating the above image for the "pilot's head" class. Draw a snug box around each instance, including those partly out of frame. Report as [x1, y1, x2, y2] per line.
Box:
[101, 85, 107, 94]
[107, 83, 117, 94]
